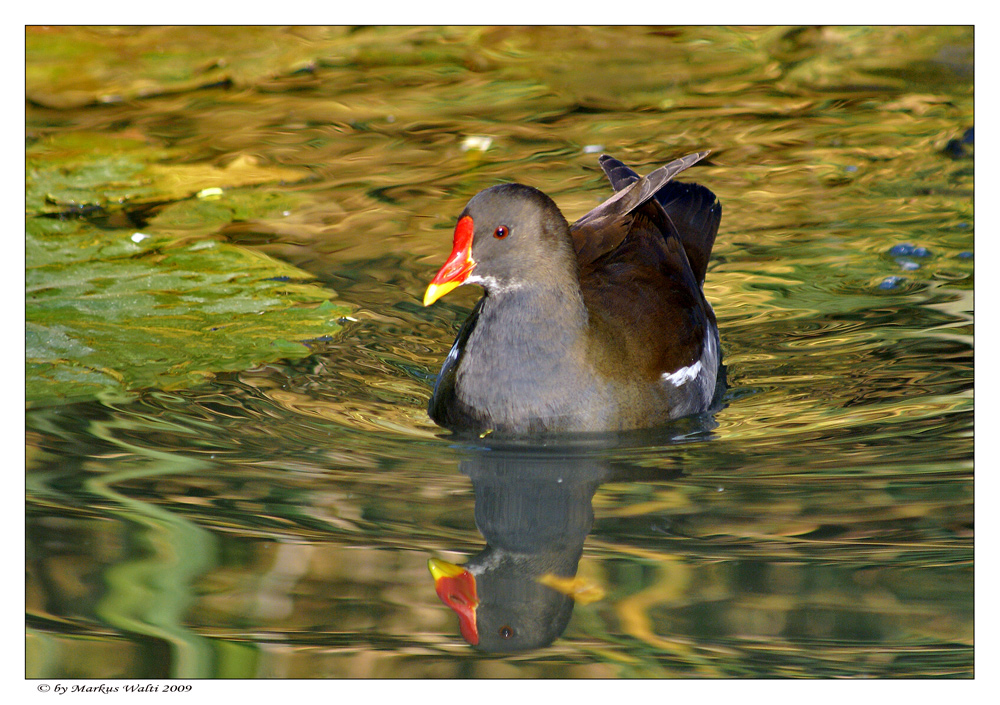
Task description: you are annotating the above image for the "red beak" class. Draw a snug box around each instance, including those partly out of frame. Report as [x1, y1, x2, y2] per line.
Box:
[423, 216, 476, 306]
[428, 558, 479, 645]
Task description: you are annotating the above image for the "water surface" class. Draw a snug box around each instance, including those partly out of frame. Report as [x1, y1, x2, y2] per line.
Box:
[26, 26, 973, 678]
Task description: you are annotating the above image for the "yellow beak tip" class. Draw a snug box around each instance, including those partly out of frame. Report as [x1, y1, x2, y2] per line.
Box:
[428, 558, 465, 580]
[423, 281, 460, 307]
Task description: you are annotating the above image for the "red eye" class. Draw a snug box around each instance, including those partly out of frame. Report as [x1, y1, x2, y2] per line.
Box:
[499, 625, 513, 639]
[493, 225, 509, 239]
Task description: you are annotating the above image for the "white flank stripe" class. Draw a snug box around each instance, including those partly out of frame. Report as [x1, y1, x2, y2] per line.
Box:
[661, 360, 702, 387]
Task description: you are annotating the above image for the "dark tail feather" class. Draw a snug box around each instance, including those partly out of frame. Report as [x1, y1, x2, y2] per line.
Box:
[656, 181, 721, 287]
[598, 154, 640, 191]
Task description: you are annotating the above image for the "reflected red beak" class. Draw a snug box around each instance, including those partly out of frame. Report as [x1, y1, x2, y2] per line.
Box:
[428, 558, 479, 645]
[423, 216, 476, 306]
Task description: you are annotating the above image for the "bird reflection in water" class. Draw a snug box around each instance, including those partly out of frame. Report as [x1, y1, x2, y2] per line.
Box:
[428, 436, 690, 653]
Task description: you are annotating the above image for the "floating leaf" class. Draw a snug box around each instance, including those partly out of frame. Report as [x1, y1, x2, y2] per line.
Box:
[26, 216, 349, 407]
[26, 131, 312, 216]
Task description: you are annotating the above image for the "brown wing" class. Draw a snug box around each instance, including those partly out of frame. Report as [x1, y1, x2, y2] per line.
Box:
[580, 201, 711, 378]
[569, 151, 710, 267]
[592, 154, 721, 286]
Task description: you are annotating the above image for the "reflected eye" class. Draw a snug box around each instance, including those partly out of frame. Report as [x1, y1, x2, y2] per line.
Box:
[493, 225, 509, 239]
[499, 625, 513, 639]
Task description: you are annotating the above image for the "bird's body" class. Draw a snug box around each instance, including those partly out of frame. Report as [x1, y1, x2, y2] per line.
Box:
[423, 152, 723, 434]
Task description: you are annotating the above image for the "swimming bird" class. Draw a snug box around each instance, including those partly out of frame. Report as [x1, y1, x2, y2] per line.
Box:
[423, 152, 722, 434]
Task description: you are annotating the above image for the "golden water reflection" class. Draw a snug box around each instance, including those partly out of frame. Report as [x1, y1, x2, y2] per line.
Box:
[27, 25, 972, 678]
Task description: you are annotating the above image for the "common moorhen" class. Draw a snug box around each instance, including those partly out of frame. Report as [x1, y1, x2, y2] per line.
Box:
[428, 445, 687, 651]
[428, 450, 602, 651]
[423, 152, 722, 434]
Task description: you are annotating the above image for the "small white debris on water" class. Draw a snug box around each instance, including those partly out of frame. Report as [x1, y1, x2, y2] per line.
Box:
[583, 144, 604, 154]
[461, 136, 493, 152]
[197, 187, 224, 199]
[130, 232, 149, 243]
